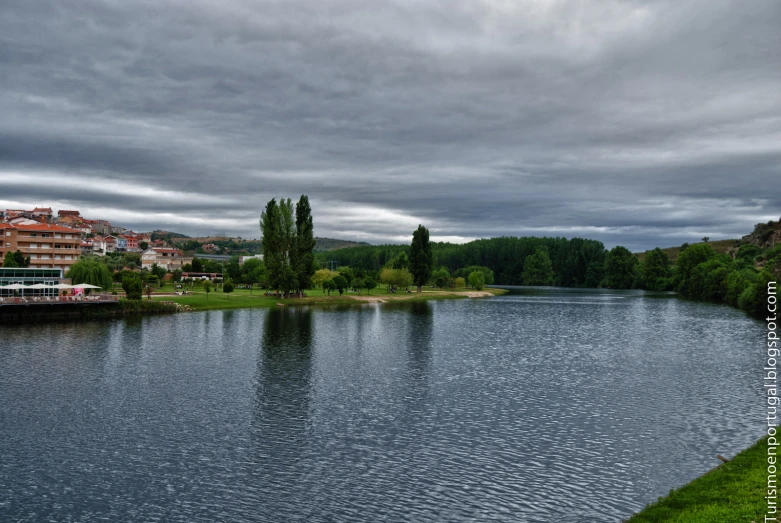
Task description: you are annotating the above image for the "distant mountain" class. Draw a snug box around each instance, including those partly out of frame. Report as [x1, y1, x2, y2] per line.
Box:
[314, 237, 371, 252]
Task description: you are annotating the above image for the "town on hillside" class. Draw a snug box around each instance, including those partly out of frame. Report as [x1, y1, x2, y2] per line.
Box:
[0, 207, 265, 274]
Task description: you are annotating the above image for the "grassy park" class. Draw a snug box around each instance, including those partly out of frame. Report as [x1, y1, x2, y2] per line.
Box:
[149, 285, 507, 312]
[625, 435, 768, 522]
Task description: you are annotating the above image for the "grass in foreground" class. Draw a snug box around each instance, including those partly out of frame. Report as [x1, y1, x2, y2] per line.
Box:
[626, 435, 768, 522]
[152, 287, 507, 311]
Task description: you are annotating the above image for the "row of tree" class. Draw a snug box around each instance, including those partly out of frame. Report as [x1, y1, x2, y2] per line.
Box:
[315, 236, 609, 287]
[260, 195, 316, 297]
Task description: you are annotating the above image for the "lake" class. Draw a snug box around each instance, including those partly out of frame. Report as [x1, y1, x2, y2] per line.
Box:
[0, 288, 765, 522]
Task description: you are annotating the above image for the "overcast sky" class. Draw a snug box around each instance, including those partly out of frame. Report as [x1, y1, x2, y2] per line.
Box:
[1, 0, 779, 251]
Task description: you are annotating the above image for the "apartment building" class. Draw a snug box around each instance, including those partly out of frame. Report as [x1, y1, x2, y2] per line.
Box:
[0, 223, 82, 270]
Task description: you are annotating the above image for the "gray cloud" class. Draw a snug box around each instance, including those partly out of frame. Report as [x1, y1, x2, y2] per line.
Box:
[1, 0, 779, 251]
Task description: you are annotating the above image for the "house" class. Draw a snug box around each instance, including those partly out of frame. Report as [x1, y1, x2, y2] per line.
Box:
[81, 239, 94, 255]
[121, 234, 141, 252]
[141, 247, 192, 271]
[57, 210, 82, 226]
[0, 223, 81, 270]
[115, 236, 128, 252]
[94, 235, 117, 255]
[31, 207, 53, 221]
[83, 219, 112, 236]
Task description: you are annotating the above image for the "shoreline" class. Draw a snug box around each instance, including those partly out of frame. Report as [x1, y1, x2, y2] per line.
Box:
[150, 287, 507, 312]
[625, 434, 767, 522]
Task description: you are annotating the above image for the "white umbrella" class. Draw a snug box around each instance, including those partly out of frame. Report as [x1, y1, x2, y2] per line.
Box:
[1, 283, 28, 296]
[72, 283, 102, 289]
[27, 283, 51, 289]
[53, 283, 73, 289]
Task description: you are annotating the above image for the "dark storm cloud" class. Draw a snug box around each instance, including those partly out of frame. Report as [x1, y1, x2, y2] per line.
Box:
[0, 0, 779, 250]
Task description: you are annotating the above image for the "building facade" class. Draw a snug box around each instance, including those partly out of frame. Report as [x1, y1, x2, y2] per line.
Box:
[0, 223, 82, 270]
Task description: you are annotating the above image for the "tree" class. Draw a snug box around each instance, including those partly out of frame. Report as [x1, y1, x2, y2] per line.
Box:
[312, 268, 336, 288]
[431, 267, 451, 288]
[353, 278, 365, 293]
[121, 272, 143, 300]
[702, 236, 710, 243]
[409, 224, 432, 292]
[203, 280, 213, 300]
[294, 195, 316, 293]
[223, 280, 234, 299]
[336, 266, 354, 287]
[387, 251, 409, 270]
[380, 267, 413, 290]
[241, 257, 267, 293]
[172, 269, 183, 282]
[323, 279, 336, 296]
[140, 241, 149, 250]
[454, 266, 494, 285]
[151, 262, 166, 282]
[261, 197, 297, 297]
[468, 271, 485, 290]
[674, 243, 715, 295]
[333, 275, 348, 296]
[641, 248, 671, 291]
[522, 249, 554, 286]
[603, 246, 638, 289]
[192, 256, 203, 273]
[454, 277, 466, 288]
[225, 256, 241, 281]
[67, 258, 113, 290]
[3, 250, 30, 268]
[365, 278, 377, 294]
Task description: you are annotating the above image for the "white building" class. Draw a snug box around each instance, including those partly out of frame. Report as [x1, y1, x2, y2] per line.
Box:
[141, 247, 192, 271]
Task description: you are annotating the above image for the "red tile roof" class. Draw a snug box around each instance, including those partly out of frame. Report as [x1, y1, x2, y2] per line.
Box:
[13, 223, 82, 233]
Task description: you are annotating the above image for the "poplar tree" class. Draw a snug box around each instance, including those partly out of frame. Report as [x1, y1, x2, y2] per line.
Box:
[294, 195, 316, 293]
[261, 198, 282, 291]
[409, 224, 432, 292]
[261, 195, 315, 297]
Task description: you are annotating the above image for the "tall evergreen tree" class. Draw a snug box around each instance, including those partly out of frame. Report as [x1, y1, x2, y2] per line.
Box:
[261, 198, 283, 291]
[294, 195, 316, 293]
[409, 224, 432, 292]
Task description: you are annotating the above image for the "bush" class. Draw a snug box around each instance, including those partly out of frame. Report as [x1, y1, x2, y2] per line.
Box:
[122, 273, 143, 300]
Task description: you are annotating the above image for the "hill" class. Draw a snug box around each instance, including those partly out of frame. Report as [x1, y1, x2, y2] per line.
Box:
[635, 239, 740, 263]
[314, 237, 371, 252]
[635, 218, 781, 262]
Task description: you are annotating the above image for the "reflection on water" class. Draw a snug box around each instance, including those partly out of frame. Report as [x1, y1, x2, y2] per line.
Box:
[0, 291, 767, 522]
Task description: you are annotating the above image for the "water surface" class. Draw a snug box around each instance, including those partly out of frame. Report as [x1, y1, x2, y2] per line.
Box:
[0, 289, 765, 521]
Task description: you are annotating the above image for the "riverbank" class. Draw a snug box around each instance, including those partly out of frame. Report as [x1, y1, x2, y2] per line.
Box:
[0, 299, 181, 322]
[151, 287, 507, 312]
[625, 434, 767, 522]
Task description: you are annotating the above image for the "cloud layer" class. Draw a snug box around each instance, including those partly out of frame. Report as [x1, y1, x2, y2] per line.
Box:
[1, 0, 779, 250]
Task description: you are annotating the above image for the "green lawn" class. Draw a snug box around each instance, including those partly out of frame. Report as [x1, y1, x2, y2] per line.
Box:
[151, 286, 506, 311]
[626, 435, 769, 522]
